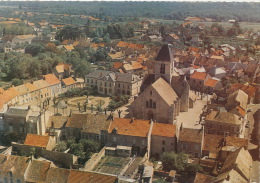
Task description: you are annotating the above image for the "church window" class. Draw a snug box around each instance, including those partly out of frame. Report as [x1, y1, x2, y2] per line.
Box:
[160, 63, 166, 74]
[149, 99, 153, 108]
[153, 102, 156, 108]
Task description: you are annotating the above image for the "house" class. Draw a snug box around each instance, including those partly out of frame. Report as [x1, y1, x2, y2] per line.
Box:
[45, 167, 70, 183]
[12, 34, 36, 45]
[204, 78, 223, 94]
[3, 106, 52, 137]
[85, 71, 143, 97]
[202, 134, 223, 159]
[209, 67, 227, 79]
[151, 123, 176, 158]
[23, 82, 39, 103]
[46, 116, 68, 141]
[189, 72, 211, 91]
[228, 83, 257, 104]
[107, 117, 153, 157]
[32, 79, 51, 101]
[53, 63, 74, 80]
[0, 154, 31, 183]
[177, 127, 204, 158]
[216, 147, 252, 183]
[204, 110, 245, 137]
[65, 113, 111, 144]
[42, 74, 62, 96]
[61, 77, 77, 91]
[14, 84, 32, 105]
[24, 133, 56, 150]
[193, 172, 217, 183]
[225, 90, 248, 118]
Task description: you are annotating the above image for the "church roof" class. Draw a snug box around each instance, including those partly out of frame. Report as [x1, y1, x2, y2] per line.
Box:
[151, 77, 178, 105]
[155, 44, 174, 62]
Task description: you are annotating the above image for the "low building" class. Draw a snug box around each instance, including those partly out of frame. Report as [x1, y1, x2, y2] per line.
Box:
[61, 77, 77, 91]
[42, 74, 62, 97]
[53, 63, 74, 80]
[107, 118, 153, 157]
[46, 116, 68, 141]
[177, 126, 204, 158]
[65, 113, 111, 144]
[24, 133, 56, 151]
[189, 72, 211, 92]
[204, 110, 245, 137]
[204, 78, 222, 94]
[150, 123, 176, 158]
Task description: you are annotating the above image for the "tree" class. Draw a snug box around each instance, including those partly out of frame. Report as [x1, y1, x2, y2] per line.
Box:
[56, 26, 82, 42]
[25, 43, 45, 56]
[11, 78, 23, 86]
[55, 141, 68, 152]
[161, 152, 188, 172]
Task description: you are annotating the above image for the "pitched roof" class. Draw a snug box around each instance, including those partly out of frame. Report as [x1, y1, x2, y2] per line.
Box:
[203, 134, 223, 157]
[24, 133, 50, 148]
[45, 167, 70, 183]
[47, 116, 68, 129]
[155, 44, 174, 62]
[14, 84, 29, 95]
[225, 136, 248, 148]
[15, 34, 36, 39]
[67, 170, 117, 183]
[205, 110, 242, 125]
[24, 82, 38, 92]
[66, 114, 111, 134]
[56, 64, 64, 73]
[151, 77, 178, 105]
[226, 89, 248, 111]
[26, 160, 51, 183]
[116, 41, 129, 48]
[33, 79, 50, 89]
[0, 155, 30, 177]
[179, 128, 203, 143]
[229, 83, 257, 99]
[108, 118, 151, 137]
[193, 172, 217, 183]
[64, 45, 74, 51]
[113, 62, 123, 69]
[190, 72, 208, 80]
[44, 74, 60, 85]
[152, 123, 176, 137]
[204, 78, 219, 87]
[62, 77, 76, 86]
[85, 70, 111, 79]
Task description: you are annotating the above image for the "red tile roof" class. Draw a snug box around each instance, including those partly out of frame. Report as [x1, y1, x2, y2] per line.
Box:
[44, 74, 60, 85]
[62, 77, 76, 86]
[116, 41, 129, 48]
[108, 118, 151, 137]
[204, 78, 219, 87]
[190, 72, 208, 80]
[152, 123, 176, 137]
[113, 62, 123, 69]
[68, 170, 117, 183]
[229, 83, 257, 99]
[24, 133, 50, 148]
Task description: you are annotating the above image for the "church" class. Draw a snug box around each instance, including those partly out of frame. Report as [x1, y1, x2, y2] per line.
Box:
[130, 44, 194, 124]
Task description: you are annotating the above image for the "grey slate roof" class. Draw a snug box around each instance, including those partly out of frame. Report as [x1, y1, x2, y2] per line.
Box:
[5, 108, 29, 118]
[85, 70, 111, 79]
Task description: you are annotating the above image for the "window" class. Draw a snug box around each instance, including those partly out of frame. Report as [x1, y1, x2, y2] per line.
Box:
[105, 82, 107, 87]
[4, 177, 8, 183]
[16, 179, 21, 183]
[146, 101, 149, 108]
[162, 140, 165, 145]
[153, 102, 156, 108]
[99, 87, 103, 92]
[195, 144, 199, 151]
[160, 63, 166, 74]
[109, 83, 112, 87]
[118, 83, 120, 87]
[149, 99, 153, 108]
[150, 91, 152, 95]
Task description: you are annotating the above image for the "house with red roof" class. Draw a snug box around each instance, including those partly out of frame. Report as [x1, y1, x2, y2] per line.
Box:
[204, 78, 223, 94]
[42, 74, 62, 96]
[24, 133, 56, 150]
[189, 71, 211, 91]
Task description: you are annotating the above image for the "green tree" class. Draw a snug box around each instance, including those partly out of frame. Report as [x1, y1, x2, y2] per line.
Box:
[11, 78, 23, 86]
[25, 43, 45, 56]
[55, 141, 68, 152]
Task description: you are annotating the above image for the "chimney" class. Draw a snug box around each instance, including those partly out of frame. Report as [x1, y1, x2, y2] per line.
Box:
[130, 118, 135, 123]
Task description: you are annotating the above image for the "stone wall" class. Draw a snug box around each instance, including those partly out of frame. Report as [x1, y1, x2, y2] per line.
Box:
[83, 146, 106, 171]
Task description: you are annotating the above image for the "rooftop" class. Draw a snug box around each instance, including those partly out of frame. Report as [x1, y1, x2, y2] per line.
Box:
[205, 110, 242, 125]
[179, 127, 203, 143]
[62, 77, 76, 86]
[24, 133, 50, 148]
[152, 123, 176, 137]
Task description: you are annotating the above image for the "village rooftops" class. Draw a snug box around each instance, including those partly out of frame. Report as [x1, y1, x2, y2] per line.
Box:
[203, 134, 223, 157]
[0, 154, 31, 178]
[5, 106, 30, 118]
[229, 83, 257, 99]
[190, 72, 208, 80]
[155, 44, 174, 62]
[66, 113, 111, 134]
[152, 123, 176, 137]
[43, 74, 61, 85]
[24, 133, 51, 148]
[226, 89, 248, 111]
[33, 79, 50, 89]
[15, 34, 36, 39]
[45, 167, 70, 183]
[179, 127, 203, 144]
[85, 70, 112, 79]
[205, 110, 242, 125]
[108, 118, 151, 137]
[47, 116, 68, 129]
[68, 169, 117, 183]
[25, 160, 52, 183]
[62, 77, 76, 86]
[204, 78, 219, 87]
[24, 82, 38, 92]
[193, 172, 217, 183]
